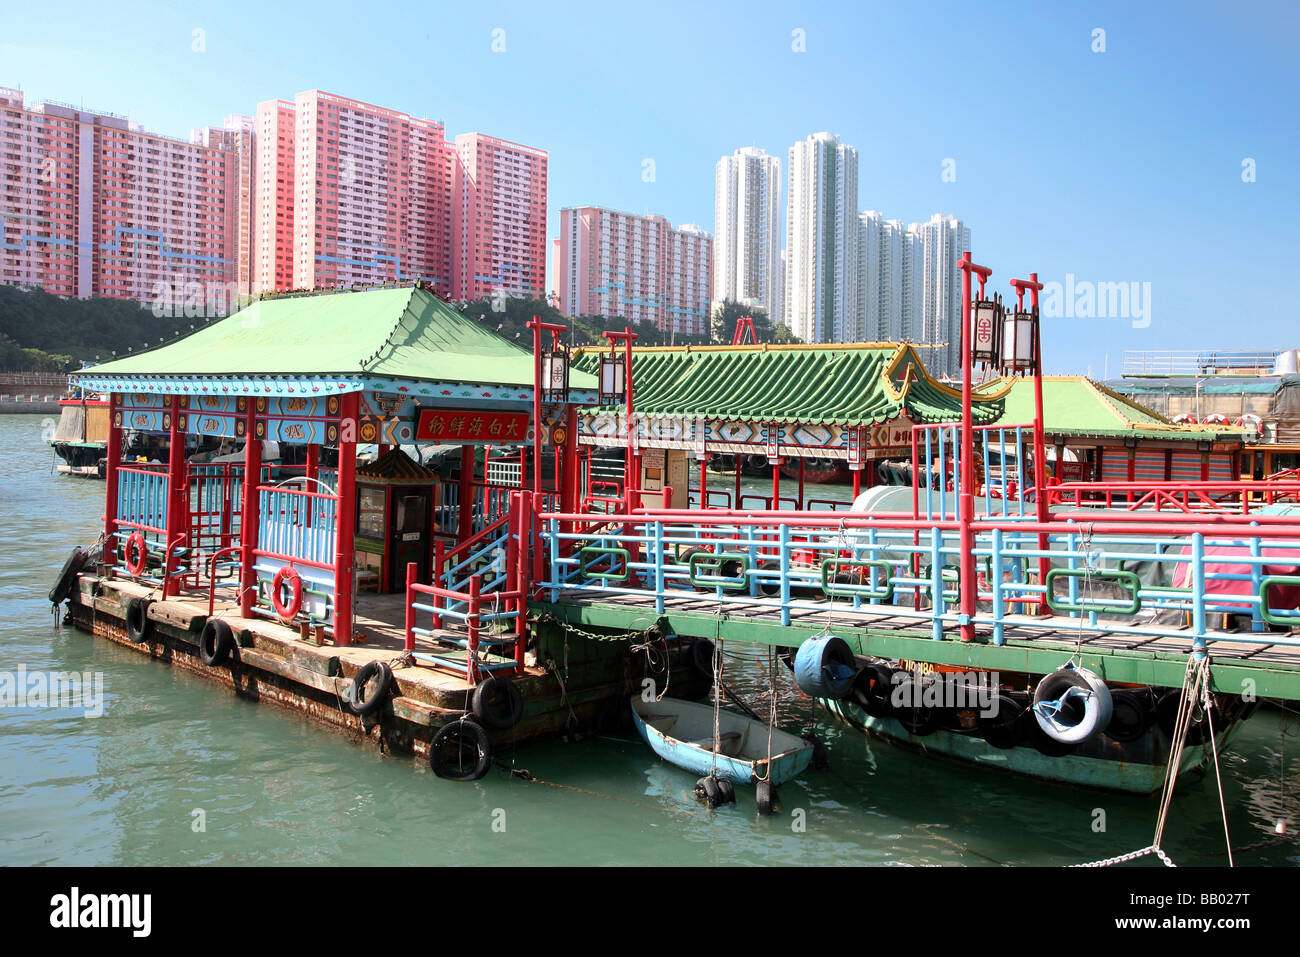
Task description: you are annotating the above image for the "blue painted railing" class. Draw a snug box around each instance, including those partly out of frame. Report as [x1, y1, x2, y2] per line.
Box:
[541, 510, 1300, 651]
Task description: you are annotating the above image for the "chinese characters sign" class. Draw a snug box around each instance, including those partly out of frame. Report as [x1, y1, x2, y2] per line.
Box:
[415, 408, 530, 444]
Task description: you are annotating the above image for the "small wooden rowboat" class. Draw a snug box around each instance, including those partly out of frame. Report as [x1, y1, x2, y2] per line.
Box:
[630, 696, 814, 786]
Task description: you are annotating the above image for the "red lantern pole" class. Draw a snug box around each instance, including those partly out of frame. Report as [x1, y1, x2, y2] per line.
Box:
[526, 315, 567, 497]
[1011, 273, 1048, 616]
[957, 252, 992, 642]
[602, 327, 639, 505]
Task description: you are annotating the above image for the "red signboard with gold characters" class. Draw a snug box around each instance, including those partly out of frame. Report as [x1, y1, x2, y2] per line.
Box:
[415, 408, 530, 443]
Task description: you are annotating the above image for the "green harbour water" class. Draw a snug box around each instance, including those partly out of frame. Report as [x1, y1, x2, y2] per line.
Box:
[2, 414, 1298, 867]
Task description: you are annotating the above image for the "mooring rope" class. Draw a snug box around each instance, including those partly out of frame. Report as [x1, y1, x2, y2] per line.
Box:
[1201, 666, 1234, 866]
[1073, 655, 1208, 868]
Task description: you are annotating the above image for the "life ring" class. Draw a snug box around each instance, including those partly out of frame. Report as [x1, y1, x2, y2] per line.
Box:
[271, 566, 303, 621]
[1032, 665, 1113, 744]
[978, 692, 1027, 750]
[198, 618, 236, 667]
[430, 718, 493, 781]
[124, 532, 149, 576]
[472, 675, 525, 730]
[124, 597, 152, 644]
[792, 635, 857, 699]
[1235, 414, 1262, 429]
[348, 661, 393, 716]
[1204, 413, 1229, 426]
[851, 662, 895, 717]
[1171, 413, 1198, 425]
[49, 546, 90, 605]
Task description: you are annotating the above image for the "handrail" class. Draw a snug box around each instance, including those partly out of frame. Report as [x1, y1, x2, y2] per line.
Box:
[207, 544, 244, 616]
[540, 508, 1300, 647]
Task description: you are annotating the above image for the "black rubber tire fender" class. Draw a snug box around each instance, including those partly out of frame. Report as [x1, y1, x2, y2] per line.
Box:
[472, 675, 525, 730]
[978, 692, 1026, 750]
[755, 780, 776, 815]
[715, 777, 735, 805]
[198, 618, 236, 667]
[1104, 689, 1154, 743]
[696, 775, 722, 807]
[1155, 688, 1221, 746]
[430, 719, 493, 781]
[891, 673, 937, 736]
[348, 661, 393, 716]
[689, 638, 715, 679]
[124, 597, 152, 644]
[49, 546, 89, 605]
[852, 662, 895, 718]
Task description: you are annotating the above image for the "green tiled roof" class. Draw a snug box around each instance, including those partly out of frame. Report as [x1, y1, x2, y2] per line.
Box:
[981, 376, 1244, 442]
[79, 285, 595, 389]
[571, 343, 1005, 426]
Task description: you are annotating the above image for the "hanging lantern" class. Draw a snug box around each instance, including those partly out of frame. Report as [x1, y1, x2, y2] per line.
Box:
[1002, 307, 1039, 375]
[598, 352, 626, 405]
[540, 343, 570, 403]
[971, 294, 1003, 366]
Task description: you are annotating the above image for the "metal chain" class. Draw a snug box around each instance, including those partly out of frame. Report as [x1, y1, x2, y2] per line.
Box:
[1072, 845, 1177, 868]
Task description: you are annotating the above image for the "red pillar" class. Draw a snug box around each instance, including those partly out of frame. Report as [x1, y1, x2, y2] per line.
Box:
[771, 460, 782, 510]
[852, 465, 862, 499]
[457, 444, 474, 544]
[238, 400, 263, 619]
[797, 457, 806, 509]
[957, 254, 991, 642]
[333, 392, 359, 646]
[560, 404, 580, 516]
[164, 394, 186, 597]
[734, 459, 742, 510]
[103, 393, 122, 565]
[699, 452, 709, 509]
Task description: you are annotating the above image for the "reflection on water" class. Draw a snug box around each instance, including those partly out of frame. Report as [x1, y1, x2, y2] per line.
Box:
[1, 416, 1297, 865]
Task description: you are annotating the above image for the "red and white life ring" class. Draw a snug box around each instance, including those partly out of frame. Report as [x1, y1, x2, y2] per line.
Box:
[1235, 413, 1262, 429]
[1171, 413, 1198, 425]
[124, 532, 149, 576]
[1204, 413, 1229, 425]
[271, 566, 303, 621]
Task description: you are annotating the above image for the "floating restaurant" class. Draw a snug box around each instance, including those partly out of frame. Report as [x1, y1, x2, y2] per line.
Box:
[47, 263, 1300, 856]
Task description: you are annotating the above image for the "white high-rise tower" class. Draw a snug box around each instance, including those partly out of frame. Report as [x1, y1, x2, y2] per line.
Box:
[784, 132, 859, 343]
[713, 147, 782, 323]
[912, 213, 970, 377]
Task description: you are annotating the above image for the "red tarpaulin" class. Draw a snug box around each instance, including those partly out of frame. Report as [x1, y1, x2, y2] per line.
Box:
[1172, 542, 1300, 610]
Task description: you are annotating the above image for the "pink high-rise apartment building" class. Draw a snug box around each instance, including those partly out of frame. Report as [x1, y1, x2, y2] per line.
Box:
[4, 85, 549, 309]
[1, 87, 240, 309]
[195, 115, 255, 297]
[252, 100, 295, 295]
[453, 132, 547, 301]
[557, 206, 713, 336]
[286, 91, 453, 295]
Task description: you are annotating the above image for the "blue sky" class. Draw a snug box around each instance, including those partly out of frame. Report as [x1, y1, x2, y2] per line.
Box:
[3, 0, 1297, 375]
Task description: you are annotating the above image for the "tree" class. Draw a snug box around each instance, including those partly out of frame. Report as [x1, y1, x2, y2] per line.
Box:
[709, 299, 772, 345]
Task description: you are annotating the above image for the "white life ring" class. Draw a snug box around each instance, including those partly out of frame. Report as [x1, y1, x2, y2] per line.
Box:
[1204, 413, 1229, 425]
[1235, 413, 1262, 429]
[1171, 413, 1198, 425]
[1032, 665, 1113, 744]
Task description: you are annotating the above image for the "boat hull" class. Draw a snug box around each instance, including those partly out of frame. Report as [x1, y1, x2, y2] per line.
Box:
[631, 696, 813, 786]
[825, 698, 1241, 794]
